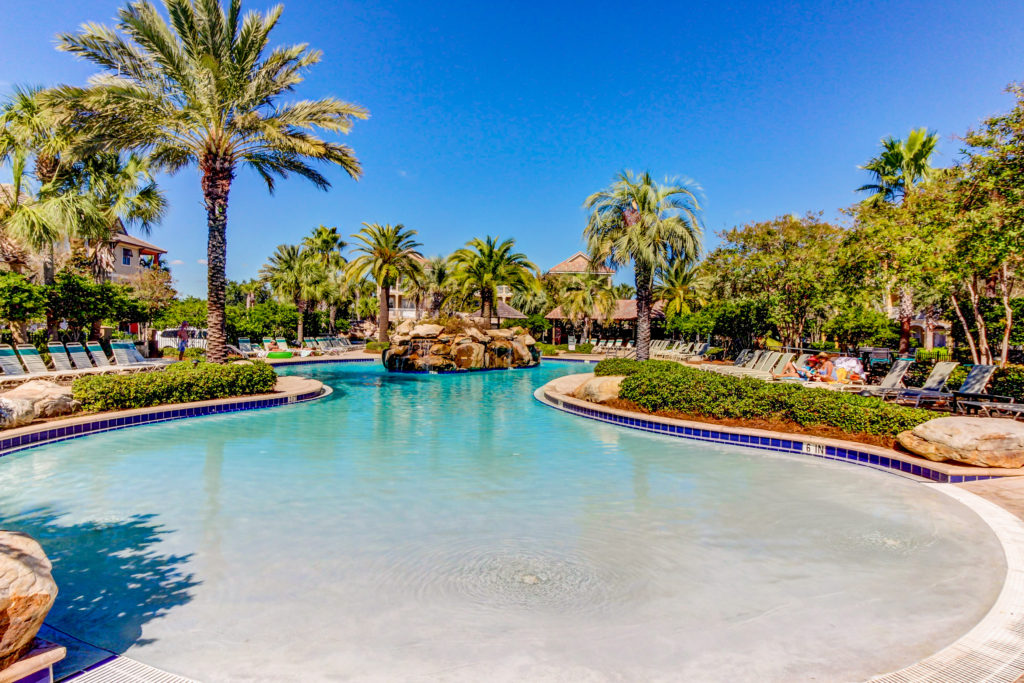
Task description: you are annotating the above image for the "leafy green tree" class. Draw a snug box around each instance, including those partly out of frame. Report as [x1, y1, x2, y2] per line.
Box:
[347, 223, 423, 342]
[413, 256, 455, 318]
[152, 296, 208, 329]
[704, 213, 839, 347]
[0, 271, 46, 343]
[822, 305, 892, 350]
[450, 236, 538, 327]
[584, 170, 703, 360]
[55, 0, 368, 362]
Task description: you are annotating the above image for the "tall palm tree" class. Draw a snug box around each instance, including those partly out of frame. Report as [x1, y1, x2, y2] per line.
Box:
[510, 287, 551, 317]
[302, 224, 347, 330]
[346, 223, 423, 342]
[449, 236, 538, 327]
[414, 256, 454, 318]
[857, 128, 938, 205]
[53, 0, 368, 362]
[260, 244, 322, 344]
[558, 273, 616, 342]
[857, 128, 939, 353]
[654, 260, 706, 318]
[584, 171, 703, 360]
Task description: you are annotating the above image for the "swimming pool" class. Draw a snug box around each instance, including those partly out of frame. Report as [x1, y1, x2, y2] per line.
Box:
[0, 362, 1005, 681]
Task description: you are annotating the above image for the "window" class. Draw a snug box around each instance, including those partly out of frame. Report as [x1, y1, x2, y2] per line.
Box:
[122, 248, 133, 266]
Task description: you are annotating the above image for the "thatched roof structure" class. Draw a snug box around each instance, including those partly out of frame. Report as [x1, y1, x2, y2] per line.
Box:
[545, 299, 665, 321]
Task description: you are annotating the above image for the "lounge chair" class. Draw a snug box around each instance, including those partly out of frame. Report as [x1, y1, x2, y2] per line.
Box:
[713, 350, 772, 375]
[48, 342, 108, 377]
[0, 344, 50, 386]
[901, 364, 997, 409]
[952, 392, 1022, 420]
[16, 344, 51, 375]
[883, 361, 959, 400]
[66, 342, 113, 374]
[275, 337, 290, 350]
[741, 352, 794, 379]
[237, 338, 264, 358]
[85, 341, 115, 369]
[856, 359, 915, 398]
[109, 340, 158, 370]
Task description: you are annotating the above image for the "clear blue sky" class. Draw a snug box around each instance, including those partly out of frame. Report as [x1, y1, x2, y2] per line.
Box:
[2, 0, 1023, 296]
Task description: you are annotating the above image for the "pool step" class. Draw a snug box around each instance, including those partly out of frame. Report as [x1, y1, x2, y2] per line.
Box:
[67, 657, 198, 683]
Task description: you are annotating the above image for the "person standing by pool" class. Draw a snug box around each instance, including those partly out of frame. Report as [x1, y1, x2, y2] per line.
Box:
[177, 321, 189, 361]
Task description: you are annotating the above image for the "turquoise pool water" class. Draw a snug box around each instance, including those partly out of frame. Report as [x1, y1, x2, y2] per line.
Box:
[0, 362, 1005, 682]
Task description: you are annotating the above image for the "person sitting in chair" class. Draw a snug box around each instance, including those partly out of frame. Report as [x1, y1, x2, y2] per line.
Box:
[773, 355, 819, 380]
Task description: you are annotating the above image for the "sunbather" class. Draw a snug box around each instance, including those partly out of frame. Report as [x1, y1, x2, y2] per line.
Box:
[773, 355, 818, 380]
[811, 353, 838, 382]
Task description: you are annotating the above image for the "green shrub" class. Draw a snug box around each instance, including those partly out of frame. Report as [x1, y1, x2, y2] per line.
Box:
[366, 341, 390, 352]
[160, 346, 206, 359]
[72, 361, 278, 411]
[991, 364, 1024, 401]
[616, 363, 934, 437]
[593, 358, 679, 377]
[536, 342, 594, 355]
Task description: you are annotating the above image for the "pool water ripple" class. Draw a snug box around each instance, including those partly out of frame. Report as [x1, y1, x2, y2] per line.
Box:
[0, 362, 1008, 682]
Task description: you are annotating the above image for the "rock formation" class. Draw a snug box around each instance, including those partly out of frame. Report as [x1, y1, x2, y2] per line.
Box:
[0, 532, 58, 670]
[384, 323, 539, 372]
[1, 381, 79, 420]
[0, 399, 33, 430]
[572, 376, 626, 404]
[897, 416, 1024, 468]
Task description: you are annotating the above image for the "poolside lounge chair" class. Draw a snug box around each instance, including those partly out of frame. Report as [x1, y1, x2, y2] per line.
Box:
[85, 341, 115, 369]
[856, 359, 914, 398]
[713, 350, 773, 375]
[880, 361, 958, 400]
[952, 391, 1023, 420]
[0, 344, 51, 386]
[47, 342, 108, 377]
[15, 344, 51, 375]
[109, 341, 158, 370]
[275, 337, 290, 350]
[65, 342, 112, 374]
[237, 338, 264, 358]
[900, 364, 997, 409]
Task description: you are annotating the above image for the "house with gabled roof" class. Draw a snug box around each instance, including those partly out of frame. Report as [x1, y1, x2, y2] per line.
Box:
[546, 251, 615, 282]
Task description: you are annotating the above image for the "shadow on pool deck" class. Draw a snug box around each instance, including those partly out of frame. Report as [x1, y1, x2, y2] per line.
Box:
[0, 507, 198, 680]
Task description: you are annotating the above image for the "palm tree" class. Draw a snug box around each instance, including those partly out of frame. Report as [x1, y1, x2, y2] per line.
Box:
[584, 171, 703, 360]
[237, 279, 265, 309]
[450, 236, 538, 327]
[302, 224, 347, 330]
[54, 0, 368, 362]
[558, 273, 616, 342]
[414, 256, 454, 318]
[260, 244, 322, 344]
[611, 282, 635, 300]
[511, 288, 551, 317]
[654, 260, 706, 318]
[346, 223, 423, 342]
[857, 128, 939, 353]
[857, 128, 938, 205]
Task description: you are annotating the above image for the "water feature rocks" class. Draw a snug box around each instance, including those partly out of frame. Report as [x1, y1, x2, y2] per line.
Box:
[573, 376, 625, 404]
[410, 324, 444, 339]
[0, 399, 33, 429]
[395, 320, 415, 336]
[897, 417, 1024, 468]
[384, 323, 539, 373]
[0, 532, 58, 670]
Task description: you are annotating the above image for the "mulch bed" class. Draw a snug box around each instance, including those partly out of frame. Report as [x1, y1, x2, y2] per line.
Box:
[602, 398, 900, 450]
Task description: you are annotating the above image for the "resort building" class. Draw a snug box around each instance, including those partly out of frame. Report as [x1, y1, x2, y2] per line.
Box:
[546, 251, 615, 282]
[106, 229, 168, 283]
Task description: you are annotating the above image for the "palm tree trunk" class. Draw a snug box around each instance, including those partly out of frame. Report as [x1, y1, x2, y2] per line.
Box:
[635, 263, 653, 360]
[379, 284, 390, 343]
[296, 300, 306, 345]
[200, 155, 233, 364]
[897, 286, 913, 357]
[430, 292, 442, 318]
[329, 304, 337, 334]
[481, 289, 493, 328]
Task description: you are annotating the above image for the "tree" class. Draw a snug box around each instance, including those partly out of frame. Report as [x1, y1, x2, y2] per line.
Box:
[654, 260, 705, 317]
[954, 83, 1024, 366]
[704, 214, 840, 347]
[346, 223, 423, 342]
[302, 224, 348, 331]
[0, 271, 46, 343]
[584, 171, 703, 360]
[857, 128, 939, 205]
[450, 236, 538, 327]
[853, 127, 940, 354]
[260, 244, 323, 344]
[54, 0, 368, 362]
[556, 273, 615, 342]
[414, 256, 454, 318]
[611, 282, 635, 300]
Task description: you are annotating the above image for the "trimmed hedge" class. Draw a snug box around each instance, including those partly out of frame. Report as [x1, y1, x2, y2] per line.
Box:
[536, 342, 595, 355]
[606, 361, 934, 437]
[72, 361, 278, 411]
[594, 358, 676, 376]
[366, 341, 390, 352]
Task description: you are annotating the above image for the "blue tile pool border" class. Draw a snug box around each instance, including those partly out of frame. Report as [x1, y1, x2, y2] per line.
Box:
[535, 387, 1010, 484]
[267, 356, 376, 368]
[0, 386, 328, 460]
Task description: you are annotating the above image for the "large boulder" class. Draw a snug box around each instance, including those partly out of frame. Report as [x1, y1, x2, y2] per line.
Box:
[429, 342, 451, 357]
[486, 340, 513, 369]
[511, 341, 533, 366]
[485, 328, 515, 340]
[453, 342, 486, 370]
[2, 381, 78, 420]
[465, 327, 490, 344]
[897, 417, 1024, 468]
[572, 376, 625, 404]
[395, 320, 415, 336]
[548, 373, 592, 396]
[0, 398, 34, 430]
[409, 324, 444, 339]
[515, 333, 536, 347]
[0, 532, 58, 670]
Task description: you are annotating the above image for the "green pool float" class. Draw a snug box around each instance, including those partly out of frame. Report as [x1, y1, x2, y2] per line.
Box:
[267, 351, 293, 359]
